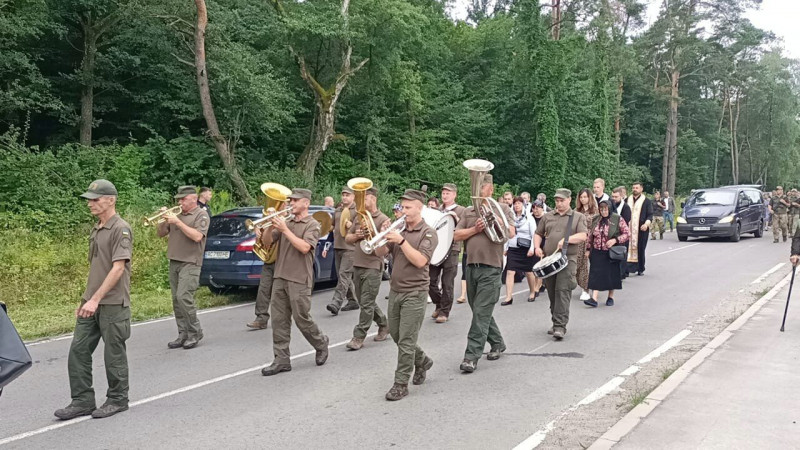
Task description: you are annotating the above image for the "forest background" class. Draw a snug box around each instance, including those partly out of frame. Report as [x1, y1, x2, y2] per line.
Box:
[2, 0, 799, 338]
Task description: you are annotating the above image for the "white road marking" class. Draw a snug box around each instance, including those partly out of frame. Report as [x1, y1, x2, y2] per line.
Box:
[637, 329, 692, 364]
[514, 329, 692, 449]
[527, 342, 552, 354]
[650, 243, 700, 257]
[0, 334, 370, 446]
[751, 263, 785, 284]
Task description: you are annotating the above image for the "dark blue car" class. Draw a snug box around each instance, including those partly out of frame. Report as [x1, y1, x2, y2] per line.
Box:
[199, 206, 337, 293]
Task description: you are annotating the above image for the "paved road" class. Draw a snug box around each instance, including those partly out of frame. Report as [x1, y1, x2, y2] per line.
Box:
[0, 233, 789, 448]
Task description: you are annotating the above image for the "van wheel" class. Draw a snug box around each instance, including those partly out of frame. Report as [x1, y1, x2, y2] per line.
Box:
[678, 234, 688, 242]
[754, 220, 764, 238]
[730, 223, 741, 242]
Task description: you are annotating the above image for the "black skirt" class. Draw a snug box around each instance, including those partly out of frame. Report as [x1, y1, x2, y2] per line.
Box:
[588, 249, 623, 291]
[506, 246, 535, 273]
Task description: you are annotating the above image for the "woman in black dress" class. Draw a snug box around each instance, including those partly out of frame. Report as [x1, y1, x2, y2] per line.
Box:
[502, 197, 539, 305]
[585, 200, 631, 307]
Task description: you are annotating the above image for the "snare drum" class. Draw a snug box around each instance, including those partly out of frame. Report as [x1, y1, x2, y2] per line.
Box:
[532, 252, 569, 279]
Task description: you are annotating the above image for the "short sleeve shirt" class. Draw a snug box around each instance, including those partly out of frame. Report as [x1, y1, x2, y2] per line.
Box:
[273, 215, 321, 286]
[535, 209, 588, 263]
[351, 210, 390, 270]
[83, 214, 133, 306]
[161, 207, 209, 265]
[456, 202, 515, 268]
[441, 203, 466, 253]
[333, 205, 356, 251]
[772, 195, 789, 214]
[386, 219, 438, 292]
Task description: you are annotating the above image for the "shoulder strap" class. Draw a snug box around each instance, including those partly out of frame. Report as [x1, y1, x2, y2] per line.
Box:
[562, 212, 575, 257]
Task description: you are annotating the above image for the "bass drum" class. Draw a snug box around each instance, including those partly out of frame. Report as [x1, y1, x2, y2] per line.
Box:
[420, 207, 455, 266]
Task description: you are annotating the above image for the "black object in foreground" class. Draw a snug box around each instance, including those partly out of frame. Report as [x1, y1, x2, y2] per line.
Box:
[0, 302, 33, 397]
[780, 265, 797, 332]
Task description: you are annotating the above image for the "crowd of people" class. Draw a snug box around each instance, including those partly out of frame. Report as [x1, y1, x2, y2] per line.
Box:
[56, 170, 687, 420]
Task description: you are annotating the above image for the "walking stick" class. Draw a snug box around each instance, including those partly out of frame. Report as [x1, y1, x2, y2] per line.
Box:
[780, 265, 797, 332]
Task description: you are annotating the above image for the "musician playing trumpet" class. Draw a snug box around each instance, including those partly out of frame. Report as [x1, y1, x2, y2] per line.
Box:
[374, 189, 438, 401]
[156, 186, 209, 350]
[533, 189, 588, 341]
[454, 173, 515, 374]
[344, 186, 391, 350]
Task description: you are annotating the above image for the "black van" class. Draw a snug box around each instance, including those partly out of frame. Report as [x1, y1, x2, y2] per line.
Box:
[677, 185, 766, 242]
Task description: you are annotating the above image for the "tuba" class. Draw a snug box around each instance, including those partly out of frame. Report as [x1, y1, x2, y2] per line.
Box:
[251, 183, 292, 263]
[347, 177, 378, 242]
[463, 159, 510, 244]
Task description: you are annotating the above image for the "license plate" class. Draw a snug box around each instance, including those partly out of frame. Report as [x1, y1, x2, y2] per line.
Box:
[693, 226, 711, 231]
[204, 251, 230, 259]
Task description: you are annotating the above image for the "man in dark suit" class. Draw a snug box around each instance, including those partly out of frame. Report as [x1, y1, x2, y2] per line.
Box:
[612, 187, 632, 279]
[626, 182, 654, 276]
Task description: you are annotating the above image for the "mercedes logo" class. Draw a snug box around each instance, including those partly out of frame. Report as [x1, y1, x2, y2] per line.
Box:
[699, 218, 706, 224]
[213, 240, 221, 245]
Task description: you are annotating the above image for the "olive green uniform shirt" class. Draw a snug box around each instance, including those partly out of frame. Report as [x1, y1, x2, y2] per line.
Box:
[771, 195, 789, 214]
[535, 208, 589, 263]
[441, 203, 466, 253]
[333, 204, 356, 251]
[456, 202, 515, 268]
[350, 210, 390, 270]
[272, 215, 321, 286]
[789, 193, 800, 215]
[83, 214, 133, 306]
[386, 219, 438, 292]
[159, 207, 210, 265]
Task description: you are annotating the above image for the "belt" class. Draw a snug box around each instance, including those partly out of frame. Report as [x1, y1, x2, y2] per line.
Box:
[466, 263, 499, 268]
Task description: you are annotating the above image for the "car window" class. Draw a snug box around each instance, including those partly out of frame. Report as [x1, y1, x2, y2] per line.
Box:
[738, 191, 750, 206]
[208, 216, 251, 238]
[745, 190, 762, 204]
[686, 191, 736, 207]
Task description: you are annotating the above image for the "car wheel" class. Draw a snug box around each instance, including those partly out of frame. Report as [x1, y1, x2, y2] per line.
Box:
[208, 285, 230, 295]
[730, 223, 741, 242]
[678, 234, 688, 242]
[754, 220, 764, 238]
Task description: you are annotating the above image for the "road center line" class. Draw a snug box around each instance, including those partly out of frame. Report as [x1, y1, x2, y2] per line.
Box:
[751, 262, 785, 284]
[650, 243, 700, 257]
[0, 334, 371, 446]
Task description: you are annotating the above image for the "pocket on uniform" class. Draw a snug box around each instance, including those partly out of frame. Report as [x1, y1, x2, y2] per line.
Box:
[102, 306, 132, 341]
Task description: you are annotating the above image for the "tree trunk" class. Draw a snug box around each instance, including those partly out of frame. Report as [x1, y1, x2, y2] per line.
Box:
[193, 0, 253, 204]
[551, 0, 561, 41]
[662, 67, 679, 195]
[296, 98, 335, 179]
[79, 23, 98, 147]
[613, 75, 624, 161]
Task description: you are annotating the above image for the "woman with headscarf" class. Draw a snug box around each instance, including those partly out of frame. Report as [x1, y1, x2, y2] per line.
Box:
[575, 188, 598, 301]
[585, 200, 630, 307]
[502, 197, 539, 305]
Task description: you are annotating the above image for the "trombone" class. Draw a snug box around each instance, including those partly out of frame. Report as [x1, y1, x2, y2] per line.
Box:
[360, 215, 406, 255]
[143, 206, 182, 227]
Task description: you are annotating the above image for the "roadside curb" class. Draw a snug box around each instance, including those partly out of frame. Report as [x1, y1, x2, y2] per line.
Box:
[589, 269, 794, 449]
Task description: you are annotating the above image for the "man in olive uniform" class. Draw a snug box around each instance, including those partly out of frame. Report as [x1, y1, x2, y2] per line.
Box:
[770, 186, 790, 243]
[327, 186, 359, 315]
[345, 186, 391, 350]
[787, 188, 800, 235]
[261, 189, 329, 376]
[55, 180, 132, 420]
[246, 242, 275, 330]
[157, 186, 209, 349]
[534, 189, 588, 340]
[375, 189, 437, 400]
[454, 174, 516, 373]
[429, 183, 465, 324]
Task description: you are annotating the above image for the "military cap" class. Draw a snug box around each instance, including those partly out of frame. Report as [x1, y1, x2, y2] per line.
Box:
[174, 185, 197, 199]
[288, 188, 312, 200]
[554, 188, 572, 199]
[400, 189, 426, 203]
[80, 179, 118, 199]
[366, 187, 378, 196]
[341, 186, 354, 195]
[442, 183, 458, 192]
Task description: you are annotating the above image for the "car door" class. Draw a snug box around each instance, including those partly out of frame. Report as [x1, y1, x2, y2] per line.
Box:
[737, 190, 753, 231]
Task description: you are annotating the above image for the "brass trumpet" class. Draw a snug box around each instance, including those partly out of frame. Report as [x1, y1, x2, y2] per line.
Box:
[360, 215, 406, 254]
[143, 206, 182, 227]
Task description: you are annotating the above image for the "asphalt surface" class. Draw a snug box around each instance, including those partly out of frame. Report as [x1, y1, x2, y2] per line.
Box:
[0, 232, 789, 449]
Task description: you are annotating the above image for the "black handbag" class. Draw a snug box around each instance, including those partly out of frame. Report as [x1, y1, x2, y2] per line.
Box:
[0, 302, 32, 395]
[609, 245, 627, 261]
[516, 238, 532, 248]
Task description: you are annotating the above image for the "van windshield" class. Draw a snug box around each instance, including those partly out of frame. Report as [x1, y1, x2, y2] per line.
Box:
[686, 191, 736, 207]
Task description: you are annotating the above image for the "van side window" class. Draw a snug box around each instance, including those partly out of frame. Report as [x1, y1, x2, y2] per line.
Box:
[738, 191, 750, 206]
[745, 190, 761, 204]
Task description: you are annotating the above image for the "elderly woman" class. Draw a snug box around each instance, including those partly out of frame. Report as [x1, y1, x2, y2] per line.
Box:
[502, 197, 539, 305]
[585, 200, 630, 307]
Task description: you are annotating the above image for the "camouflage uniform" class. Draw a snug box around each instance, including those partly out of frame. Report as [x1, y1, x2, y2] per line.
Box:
[770, 193, 790, 242]
[788, 190, 800, 235]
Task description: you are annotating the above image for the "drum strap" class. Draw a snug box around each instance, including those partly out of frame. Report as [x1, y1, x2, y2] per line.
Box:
[561, 212, 575, 257]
